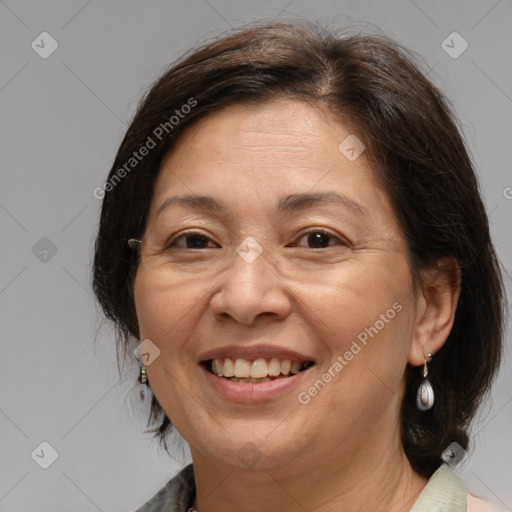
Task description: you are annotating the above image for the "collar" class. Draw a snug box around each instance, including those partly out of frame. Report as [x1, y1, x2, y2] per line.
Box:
[410, 463, 467, 512]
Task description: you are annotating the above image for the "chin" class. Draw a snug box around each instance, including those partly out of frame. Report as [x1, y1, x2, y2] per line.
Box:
[183, 413, 316, 471]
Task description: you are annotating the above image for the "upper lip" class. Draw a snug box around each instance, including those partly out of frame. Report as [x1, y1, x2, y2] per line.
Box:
[198, 344, 315, 363]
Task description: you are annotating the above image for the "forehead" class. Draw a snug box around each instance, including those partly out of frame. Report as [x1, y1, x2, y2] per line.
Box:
[161, 100, 348, 170]
[149, 99, 393, 224]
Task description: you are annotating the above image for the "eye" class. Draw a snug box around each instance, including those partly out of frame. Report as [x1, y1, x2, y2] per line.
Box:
[291, 229, 349, 249]
[165, 229, 349, 250]
[166, 232, 219, 249]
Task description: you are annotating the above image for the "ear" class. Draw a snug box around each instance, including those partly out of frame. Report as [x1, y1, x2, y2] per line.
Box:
[407, 257, 461, 366]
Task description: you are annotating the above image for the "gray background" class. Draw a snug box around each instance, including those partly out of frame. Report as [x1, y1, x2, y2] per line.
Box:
[1, 0, 511, 510]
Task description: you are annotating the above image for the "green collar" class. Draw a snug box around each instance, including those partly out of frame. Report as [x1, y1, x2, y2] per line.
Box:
[410, 464, 466, 512]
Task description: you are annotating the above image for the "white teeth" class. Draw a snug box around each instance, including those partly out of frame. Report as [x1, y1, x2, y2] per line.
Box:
[229, 377, 271, 384]
[250, 358, 268, 378]
[223, 358, 235, 377]
[211, 357, 313, 378]
[213, 359, 224, 377]
[268, 358, 281, 376]
[234, 358, 250, 378]
[230, 377, 272, 383]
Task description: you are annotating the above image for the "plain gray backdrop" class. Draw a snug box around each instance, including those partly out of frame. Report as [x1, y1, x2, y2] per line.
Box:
[1, 1, 511, 510]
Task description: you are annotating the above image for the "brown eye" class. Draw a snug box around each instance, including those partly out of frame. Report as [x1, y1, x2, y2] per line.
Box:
[166, 232, 218, 249]
[292, 229, 349, 249]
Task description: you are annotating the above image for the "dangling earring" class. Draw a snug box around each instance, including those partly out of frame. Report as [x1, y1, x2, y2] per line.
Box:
[416, 353, 434, 411]
[137, 365, 151, 404]
[123, 363, 152, 425]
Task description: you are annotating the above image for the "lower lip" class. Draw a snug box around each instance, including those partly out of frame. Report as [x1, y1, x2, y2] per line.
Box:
[200, 365, 311, 402]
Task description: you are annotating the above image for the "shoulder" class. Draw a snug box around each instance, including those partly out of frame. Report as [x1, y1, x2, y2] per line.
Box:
[467, 492, 509, 512]
[134, 463, 196, 512]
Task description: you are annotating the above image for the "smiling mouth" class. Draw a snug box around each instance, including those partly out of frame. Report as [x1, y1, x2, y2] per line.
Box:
[203, 357, 315, 383]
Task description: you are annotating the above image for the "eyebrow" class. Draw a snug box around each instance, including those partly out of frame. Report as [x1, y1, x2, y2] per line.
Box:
[156, 191, 368, 218]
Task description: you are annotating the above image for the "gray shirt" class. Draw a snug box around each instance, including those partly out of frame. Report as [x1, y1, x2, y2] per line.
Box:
[135, 463, 467, 512]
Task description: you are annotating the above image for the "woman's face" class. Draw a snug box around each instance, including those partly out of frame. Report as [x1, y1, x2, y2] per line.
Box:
[134, 99, 419, 471]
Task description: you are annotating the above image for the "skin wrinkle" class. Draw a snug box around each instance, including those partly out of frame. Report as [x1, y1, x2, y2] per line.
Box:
[133, 99, 459, 512]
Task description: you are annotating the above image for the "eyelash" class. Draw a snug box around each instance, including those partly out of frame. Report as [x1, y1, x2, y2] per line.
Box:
[166, 229, 350, 250]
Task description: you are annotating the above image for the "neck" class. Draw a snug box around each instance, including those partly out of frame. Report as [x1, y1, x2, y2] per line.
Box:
[190, 425, 427, 512]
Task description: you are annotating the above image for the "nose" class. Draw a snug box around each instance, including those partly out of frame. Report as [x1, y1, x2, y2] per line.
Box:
[209, 245, 292, 325]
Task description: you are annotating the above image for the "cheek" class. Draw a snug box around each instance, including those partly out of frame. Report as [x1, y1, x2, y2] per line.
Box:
[292, 277, 414, 427]
[133, 268, 205, 418]
[134, 267, 201, 342]
[289, 257, 415, 388]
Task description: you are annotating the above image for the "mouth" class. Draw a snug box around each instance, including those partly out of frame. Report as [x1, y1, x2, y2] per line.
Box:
[201, 357, 315, 383]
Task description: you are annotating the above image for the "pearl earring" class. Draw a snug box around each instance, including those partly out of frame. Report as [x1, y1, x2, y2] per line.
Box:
[417, 353, 434, 411]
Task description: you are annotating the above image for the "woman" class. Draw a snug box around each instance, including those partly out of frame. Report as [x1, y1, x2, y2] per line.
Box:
[92, 21, 506, 512]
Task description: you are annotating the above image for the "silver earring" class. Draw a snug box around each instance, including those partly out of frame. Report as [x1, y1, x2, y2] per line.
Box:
[125, 363, 152, 424]
[416, 353, 434, 411]
[137, 365, 151, 404]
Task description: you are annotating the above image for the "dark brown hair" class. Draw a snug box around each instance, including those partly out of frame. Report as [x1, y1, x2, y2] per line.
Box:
[92, 20, 505, 478]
